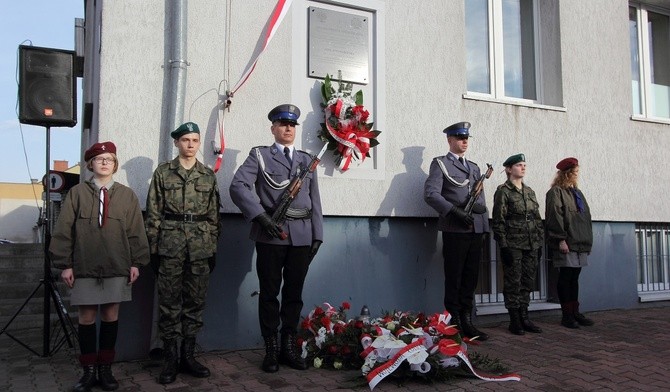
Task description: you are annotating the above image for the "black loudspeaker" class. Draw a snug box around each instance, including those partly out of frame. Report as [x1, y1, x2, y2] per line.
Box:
[19, 45, 77, 127]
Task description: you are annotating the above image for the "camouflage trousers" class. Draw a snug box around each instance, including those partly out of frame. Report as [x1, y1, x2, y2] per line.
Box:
[157, 249, 210, 340]
[501, 248, 539, 309]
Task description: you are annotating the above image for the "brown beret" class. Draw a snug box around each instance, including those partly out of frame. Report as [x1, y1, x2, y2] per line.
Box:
[84, 141, 117, 161]
[556, 157, 578, 171]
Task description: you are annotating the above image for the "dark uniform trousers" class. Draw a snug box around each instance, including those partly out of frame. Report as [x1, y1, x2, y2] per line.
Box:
[500, 248, 538, 309]
[158, 247, 210, 340]
[255, 243, 311, 337]
[442, 232, 484, 314]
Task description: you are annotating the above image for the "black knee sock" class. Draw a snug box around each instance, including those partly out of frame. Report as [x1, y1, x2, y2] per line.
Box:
[78, 323, 97, 355]
[99, 320, 118, 351]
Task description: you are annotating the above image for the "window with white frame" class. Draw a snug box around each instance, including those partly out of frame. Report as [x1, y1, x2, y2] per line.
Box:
[465, 0, 563, 107]
[630, 4, 670, 120]
[635, 223, 670, 301]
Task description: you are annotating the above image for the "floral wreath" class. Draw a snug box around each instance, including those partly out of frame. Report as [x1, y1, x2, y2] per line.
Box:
[317, 74, 381, 171]
[298, 302, 520, 390]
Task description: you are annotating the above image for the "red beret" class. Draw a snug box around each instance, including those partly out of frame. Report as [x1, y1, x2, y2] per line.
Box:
[85, 141, 117, 161]
[556, 157, 578, 171]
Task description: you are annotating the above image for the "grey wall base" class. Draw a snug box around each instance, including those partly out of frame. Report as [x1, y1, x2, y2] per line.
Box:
[115, 216, 639, 360]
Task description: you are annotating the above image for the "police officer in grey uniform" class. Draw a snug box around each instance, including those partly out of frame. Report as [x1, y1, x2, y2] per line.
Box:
[424, 121, 490, 341]
[491, 153, 544, 335]
[229, 104, 323, 373]
[145, 122, 221, 384]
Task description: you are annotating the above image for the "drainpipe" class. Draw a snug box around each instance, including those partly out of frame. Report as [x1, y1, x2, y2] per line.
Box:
[160, 0, 188, 162]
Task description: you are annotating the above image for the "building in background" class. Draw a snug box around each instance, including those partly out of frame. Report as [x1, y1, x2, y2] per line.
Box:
[0, 162, 79, 243]
[73, 0, 669, 358]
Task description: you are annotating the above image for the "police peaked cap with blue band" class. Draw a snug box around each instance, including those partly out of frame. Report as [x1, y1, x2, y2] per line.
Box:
[268, 104, 301, 125]
[503, 153, 525, 167]
[443, 121, 471, 137]
[171, 122, 200, 139]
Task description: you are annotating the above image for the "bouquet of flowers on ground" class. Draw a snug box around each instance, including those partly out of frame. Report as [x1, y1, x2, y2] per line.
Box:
[317, 74, 381, 171]
[298, 303, 520, 390]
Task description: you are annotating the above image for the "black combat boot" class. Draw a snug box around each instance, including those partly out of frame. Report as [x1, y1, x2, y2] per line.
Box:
[520, 307, 542, 333]
[573, 301, 594, 326]
[97, 349, 119, 391]
[507, 308, 525, 335]
[279, 333, 308, 370]
[158, 340, 179, 384]
[459, 309, 489, 341]
[560, 303, 579, 329]
[262, 334, 279, 373]
[180, 337, 210, 378]
[73, 353, 97, 392]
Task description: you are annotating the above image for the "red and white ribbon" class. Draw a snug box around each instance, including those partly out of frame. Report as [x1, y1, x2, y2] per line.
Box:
[214, 0, 293, 172]
[456, 351, 521, 382]
[229, 0, 293, 95]
[366, 339, 426, 390]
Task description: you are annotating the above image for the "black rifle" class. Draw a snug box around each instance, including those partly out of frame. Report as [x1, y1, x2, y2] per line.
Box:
[464, 163, 493, 214]
[271, 144, 328, 240]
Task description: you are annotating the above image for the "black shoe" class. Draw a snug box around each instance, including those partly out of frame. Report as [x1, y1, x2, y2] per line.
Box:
[520, 307, 542, 333]
[158, 340, 179, 384]
[180, 337, 211, 378]
[561, 312, 579, 329]
[508, 308, 525, 336]
[574, 312, 594, 326]
[97, 364, 119, 391]
[459, 310, 489, 341]
[262, 335, 279, 373]
[279, 334, 308, 370]
[73, 365, 97, 392]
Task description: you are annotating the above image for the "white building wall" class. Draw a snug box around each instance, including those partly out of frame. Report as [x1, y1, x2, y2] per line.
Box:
[92, 0, 670, 222]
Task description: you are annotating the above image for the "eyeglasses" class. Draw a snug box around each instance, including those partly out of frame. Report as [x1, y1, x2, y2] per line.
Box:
[93, 157, 116, 164]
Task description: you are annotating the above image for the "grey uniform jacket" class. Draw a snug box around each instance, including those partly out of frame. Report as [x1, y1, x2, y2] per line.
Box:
[424, 154, 489, 233]
[229, 145, 323, 246]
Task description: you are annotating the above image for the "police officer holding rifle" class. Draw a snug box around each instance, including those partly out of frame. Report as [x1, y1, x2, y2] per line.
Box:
[424, 121, 491, 341]
[230, 104, 324, 373]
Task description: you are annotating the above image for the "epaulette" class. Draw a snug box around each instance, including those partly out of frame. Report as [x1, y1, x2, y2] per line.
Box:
[469, 160, 480, 168]
[252, 145, 269, 149]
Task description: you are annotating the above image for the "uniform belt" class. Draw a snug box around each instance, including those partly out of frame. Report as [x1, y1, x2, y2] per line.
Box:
[508, 213, 535, 221]
[286, 208, 312, 220]
[269, 208, 312, 220]
[163, 213, 208, 222]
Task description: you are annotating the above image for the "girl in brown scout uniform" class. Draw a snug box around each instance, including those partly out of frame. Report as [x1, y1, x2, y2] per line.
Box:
[50, 142, 149, 392]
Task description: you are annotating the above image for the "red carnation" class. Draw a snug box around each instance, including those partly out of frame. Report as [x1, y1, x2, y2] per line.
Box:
[342, 301, 351, 310]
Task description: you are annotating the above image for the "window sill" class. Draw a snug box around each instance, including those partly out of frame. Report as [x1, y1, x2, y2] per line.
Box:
[630, 115, 670, 125]
[463, 93, 566, 112]
[639, 291, 670, 303]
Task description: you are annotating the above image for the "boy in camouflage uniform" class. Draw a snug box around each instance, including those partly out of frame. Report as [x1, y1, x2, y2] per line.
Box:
[491, 153, 544, 335]
[145, 122, 221, 384]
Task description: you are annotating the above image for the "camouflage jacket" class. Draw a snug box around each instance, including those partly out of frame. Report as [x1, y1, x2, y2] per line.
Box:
[145, 157, 221, 259]
[492, 180, 544, 250]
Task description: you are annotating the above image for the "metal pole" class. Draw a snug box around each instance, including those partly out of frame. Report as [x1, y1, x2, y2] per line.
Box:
[42, 126, 51, 357]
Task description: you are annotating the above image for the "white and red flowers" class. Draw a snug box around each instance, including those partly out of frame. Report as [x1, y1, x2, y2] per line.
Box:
[318, 74, 381, 171]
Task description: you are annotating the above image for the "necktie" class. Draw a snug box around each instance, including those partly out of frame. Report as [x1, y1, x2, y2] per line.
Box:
[99, 186, 108, 227]
[284, 146, 292, 166]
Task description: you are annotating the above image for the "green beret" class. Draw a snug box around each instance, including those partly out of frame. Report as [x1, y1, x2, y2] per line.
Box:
[171, 122, 200, 139]
[503, 153, 525, 167]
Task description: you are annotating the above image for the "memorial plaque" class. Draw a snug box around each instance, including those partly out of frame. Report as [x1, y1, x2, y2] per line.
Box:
[308, 6, 369, 84]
